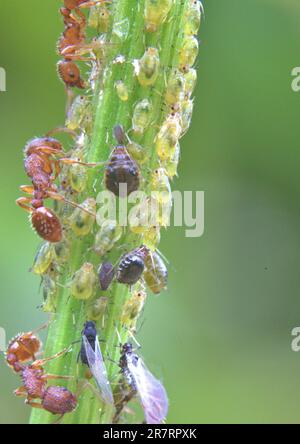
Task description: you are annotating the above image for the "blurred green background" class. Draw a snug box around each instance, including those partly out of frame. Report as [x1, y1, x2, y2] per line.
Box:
[1, 0, 300, 424]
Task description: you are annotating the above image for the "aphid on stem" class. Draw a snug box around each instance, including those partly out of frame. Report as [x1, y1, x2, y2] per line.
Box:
[105, 125, 140, 197]
[121, 288, 147, 332]
[98, 262, 116, 291]
[144, 250, 168, 294]
[94, 220, 122, 256]
[144, 0, 173, 33]
[135, 48, 160, 87]
[69, 197, 96, 236]
[132, 99, 153, 134]
[70, 262, 97, 300]
[31, 242, 55, 275]
[117, 245, 150, 286]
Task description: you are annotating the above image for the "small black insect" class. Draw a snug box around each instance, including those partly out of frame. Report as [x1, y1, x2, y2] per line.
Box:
[105, 125, 140, 198]
[98, 262, 115, 291]
[79, 321, 97, 366]
[117, 246, 149, 286]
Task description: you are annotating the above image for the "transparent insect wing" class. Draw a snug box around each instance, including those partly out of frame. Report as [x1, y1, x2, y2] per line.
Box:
[82, 335, 113, 405]
[127, 355, 168, 424]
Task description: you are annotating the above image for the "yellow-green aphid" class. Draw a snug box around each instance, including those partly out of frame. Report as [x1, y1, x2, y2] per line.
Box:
[180, 99, 194, 135]
[165, 70, 186, 107]
[115, 80, 129, 101]
[70, 198, 96, 237]
[184, 68, 197, 98]
[66, 95, 92, 132]
[184, 0, 202, 36]
[179, 36, 199, 72]
[89, 3, 111, 32]
[158, 196, 172, 227]
[54, 240, 71, 265]
[70, 262, 97, 300]
[87, 297, 108, 322]
[42, 275, 58, 313]
[144, 0, 173, 32]
[143, 225, 161, 250]
[68, 163, 88, 193]
[127, 140, 148, 164]
[129, 197, 150, 234]
[164, 142, 180, 178]
[31, 242, 55, 275]
[121, 288, 147, 332]
[94, 220, 122, 256]
[144, 251, 168, 294]
[155, 114, 182, 161]
[151, 168, 172, 204]
[132, 99, 152, 133]
[136, 47, 160, 87]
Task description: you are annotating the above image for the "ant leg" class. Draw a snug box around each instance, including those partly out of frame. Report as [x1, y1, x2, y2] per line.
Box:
[53, 159, 61, 181]
[16, 197, 33, 212]
[46, 126, 78, 140]
[52, 414, 64, 425]
[79, 0, 111, 8]
[14, 386, 27, 397]
[58, 157, 105, 167]
[33, 346, 71, 367]
[65, 87, 75, 115]
[19, 185, 34, 194]
[76, 379, 105, 404]
[46, 190, 96, 216]
[25, 400, 43, 409]
[61, 46, 96, 62]
[42, 374, 74, 381]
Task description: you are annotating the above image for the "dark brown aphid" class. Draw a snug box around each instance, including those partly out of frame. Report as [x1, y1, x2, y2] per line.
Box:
[105, 125, 140, 197]
[11, 347, 77, 418]
[98, 262, 115, 291]
[117, 246, 149, 286]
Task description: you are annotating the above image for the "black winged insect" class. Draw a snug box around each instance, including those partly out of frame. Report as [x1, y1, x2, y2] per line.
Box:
[116, 343, 168, 424]
[80, 321, 113, 405]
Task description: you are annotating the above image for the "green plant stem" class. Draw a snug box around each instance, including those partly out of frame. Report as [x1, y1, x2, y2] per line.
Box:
[29, 0, 190, 425]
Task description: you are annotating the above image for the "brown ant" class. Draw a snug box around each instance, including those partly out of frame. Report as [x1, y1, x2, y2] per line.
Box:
[16, 137, 98, 242]
[13, 347, 77, 419]
[57, 1, 109, 92]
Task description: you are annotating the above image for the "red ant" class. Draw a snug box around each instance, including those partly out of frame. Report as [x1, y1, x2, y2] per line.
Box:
[6, 327, 77, 419]
[13, 347, 77, 419]
[57, 1, 109, 91]
[16, 137, 98, 242]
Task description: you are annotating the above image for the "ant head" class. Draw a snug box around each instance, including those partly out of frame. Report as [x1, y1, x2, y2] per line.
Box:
[82, 320, 97, 337]
[122, 342, 133, 355]
[24, 137, 62, 156]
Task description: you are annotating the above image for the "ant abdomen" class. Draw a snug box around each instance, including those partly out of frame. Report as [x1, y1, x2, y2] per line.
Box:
[31, 207, 62, 243]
